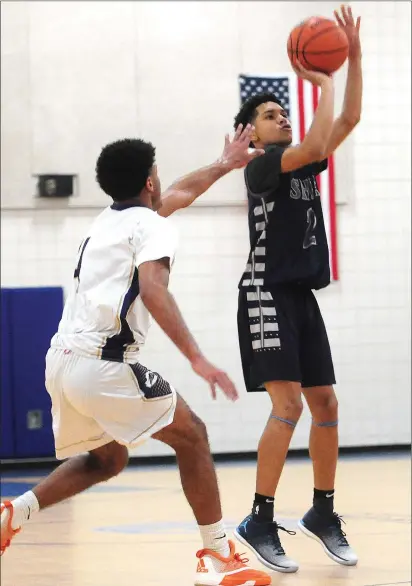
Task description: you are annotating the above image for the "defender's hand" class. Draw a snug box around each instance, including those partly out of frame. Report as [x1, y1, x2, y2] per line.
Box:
[191, 355, 239, 402]
[219, 124, 264, 170]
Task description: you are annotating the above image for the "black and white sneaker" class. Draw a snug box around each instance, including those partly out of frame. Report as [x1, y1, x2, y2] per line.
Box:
[234, 514, 299, 573]
[298, 507, 358, 566]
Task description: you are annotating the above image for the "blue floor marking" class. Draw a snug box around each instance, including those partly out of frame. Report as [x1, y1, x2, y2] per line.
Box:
[95, 517, 294, 535]
[0, 479, 163, 497]
[85, 485, 161, 494]
[96, 521, 202, 535]
[0, 481, 36, 496]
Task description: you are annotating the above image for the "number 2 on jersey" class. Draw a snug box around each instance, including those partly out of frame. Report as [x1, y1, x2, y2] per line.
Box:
[303, 208, 317, 249]
[74, 237, 90, 290]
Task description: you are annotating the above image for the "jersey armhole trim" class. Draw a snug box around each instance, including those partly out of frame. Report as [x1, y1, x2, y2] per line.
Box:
[244, 168, 275, 201]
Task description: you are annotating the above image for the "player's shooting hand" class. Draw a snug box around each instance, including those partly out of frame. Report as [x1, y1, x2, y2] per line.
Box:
[334, 5, 361, 60]
[191, 355, 239, 402]
[292, 60, 333, 86]
[220, 124, 265, 170]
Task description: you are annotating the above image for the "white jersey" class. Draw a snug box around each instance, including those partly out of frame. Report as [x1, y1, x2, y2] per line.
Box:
[50, 202, 178, 363]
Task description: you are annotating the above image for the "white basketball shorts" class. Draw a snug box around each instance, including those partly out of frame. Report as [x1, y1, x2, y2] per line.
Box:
[45, 348, 177, 460]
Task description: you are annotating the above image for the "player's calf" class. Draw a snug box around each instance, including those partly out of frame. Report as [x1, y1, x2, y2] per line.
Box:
[32, 442, 129, 510]
[154, 395, 272, 585]
[300, 386, 357, 566]
[153, 396, 222, 526]
[1, 442, 128, 555]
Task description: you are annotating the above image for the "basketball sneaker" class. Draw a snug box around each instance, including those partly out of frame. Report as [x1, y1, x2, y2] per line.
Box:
[234, 514, 299, 573]
[298, 507, 358, 566]
[1, 501, 21, 556]
[195, 539, 272, 585]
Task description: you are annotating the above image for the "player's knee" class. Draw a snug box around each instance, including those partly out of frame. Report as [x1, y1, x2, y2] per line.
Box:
[178, 410, 209, 450]
[311, 389, 338, 422]
[167, 409, 209, 451]
[188, 411, 209, 445]
[87, 443, 129, 480]
[276, 397, 304, 422]
[98, 449, 128, 480]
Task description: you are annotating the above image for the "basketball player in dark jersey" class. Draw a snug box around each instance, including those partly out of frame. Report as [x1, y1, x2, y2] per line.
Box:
[232, 5, 363, 574]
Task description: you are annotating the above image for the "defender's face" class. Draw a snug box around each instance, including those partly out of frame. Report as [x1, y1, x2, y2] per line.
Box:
[253, 101, 293, 147]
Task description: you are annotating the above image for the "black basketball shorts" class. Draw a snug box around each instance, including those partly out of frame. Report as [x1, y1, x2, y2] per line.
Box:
[237, 284, 336, 392]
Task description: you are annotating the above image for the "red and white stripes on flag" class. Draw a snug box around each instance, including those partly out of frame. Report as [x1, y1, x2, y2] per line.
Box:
[239, 73, 339, 280]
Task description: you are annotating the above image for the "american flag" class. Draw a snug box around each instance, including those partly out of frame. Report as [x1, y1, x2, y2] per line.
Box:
[239, 74, 338, 281]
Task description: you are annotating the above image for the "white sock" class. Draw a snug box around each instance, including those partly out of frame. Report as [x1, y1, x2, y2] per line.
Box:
[199, 519, 231, 560]
[10, 491, 40, 529]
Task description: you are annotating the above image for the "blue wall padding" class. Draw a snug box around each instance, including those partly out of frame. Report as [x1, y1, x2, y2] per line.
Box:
[2, 287, 64, 459]
[1, 289, 15, 458]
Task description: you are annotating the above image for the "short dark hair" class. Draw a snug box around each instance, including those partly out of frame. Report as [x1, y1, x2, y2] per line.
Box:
[96, 138, 156, 201]
[234, 92, 283, 130]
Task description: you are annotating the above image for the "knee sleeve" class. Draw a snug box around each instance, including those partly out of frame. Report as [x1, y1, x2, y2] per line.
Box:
[312, 419, 338, 428]
[271, 415, 297, 428]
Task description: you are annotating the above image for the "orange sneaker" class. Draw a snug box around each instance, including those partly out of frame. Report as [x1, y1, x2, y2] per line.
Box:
[195, 539, 271, 585]
[1, 502, 21, 556]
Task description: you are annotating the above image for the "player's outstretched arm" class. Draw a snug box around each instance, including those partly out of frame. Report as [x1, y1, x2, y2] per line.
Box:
[138, 258, 239, 402]
[323, 6, 362, 158]
[157, 124, 264, 218]
[278, 65, 335, 173]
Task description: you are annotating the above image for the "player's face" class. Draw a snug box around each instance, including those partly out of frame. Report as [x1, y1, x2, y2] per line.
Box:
[148, 165, 162, 210]
[252, 102, 293, 147]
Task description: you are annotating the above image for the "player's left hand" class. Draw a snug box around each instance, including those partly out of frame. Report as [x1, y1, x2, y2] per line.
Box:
[190, 355, 239, 402]
[220, 124, 265, 170]
[334, 5, 361, 60]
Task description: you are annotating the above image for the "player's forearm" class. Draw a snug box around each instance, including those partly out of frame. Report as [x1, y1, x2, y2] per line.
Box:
[340, 56, 362, 126]
[158, 160, 232, 217]
[169, 160, 231, 201]
[141, 285, 202, 363]
[301, 79, 335, 157]
[322, 57, 362, 158]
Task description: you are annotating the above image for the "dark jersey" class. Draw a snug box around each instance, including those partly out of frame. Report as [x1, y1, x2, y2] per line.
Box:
[239, 144, 331, 291]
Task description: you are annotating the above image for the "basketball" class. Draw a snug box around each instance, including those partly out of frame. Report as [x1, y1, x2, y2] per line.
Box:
[287, 16, 349, 74]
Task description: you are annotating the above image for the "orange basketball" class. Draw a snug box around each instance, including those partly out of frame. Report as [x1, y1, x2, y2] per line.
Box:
[287, 16, 349, 74]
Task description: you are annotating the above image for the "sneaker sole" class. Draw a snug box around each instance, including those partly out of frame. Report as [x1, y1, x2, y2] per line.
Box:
[194, 573, 270, 586]
[297, 521, 358, 567]
[233, 529, 299, 574]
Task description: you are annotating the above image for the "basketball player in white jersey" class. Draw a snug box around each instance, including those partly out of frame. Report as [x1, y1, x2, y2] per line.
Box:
[1, 125, 272, 585]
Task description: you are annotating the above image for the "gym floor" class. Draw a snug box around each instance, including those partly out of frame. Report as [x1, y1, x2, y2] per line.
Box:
[1, 450, 410, 586]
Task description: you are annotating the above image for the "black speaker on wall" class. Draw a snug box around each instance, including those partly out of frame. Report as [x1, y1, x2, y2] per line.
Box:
[37, 174, 75, 198]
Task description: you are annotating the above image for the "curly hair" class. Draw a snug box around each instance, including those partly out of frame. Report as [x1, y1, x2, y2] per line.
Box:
[234, 92, 283, 130]
[96, 138, 156, 201]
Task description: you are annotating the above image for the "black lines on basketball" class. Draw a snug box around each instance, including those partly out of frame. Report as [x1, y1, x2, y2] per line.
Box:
[305, 47, 349, 55]
[295, 25, 305, 61]
[287, 33, 292, 60]
[301, 54, 324, 72]
[300, 48, 312, 69]
[301, 26, 338, 52]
